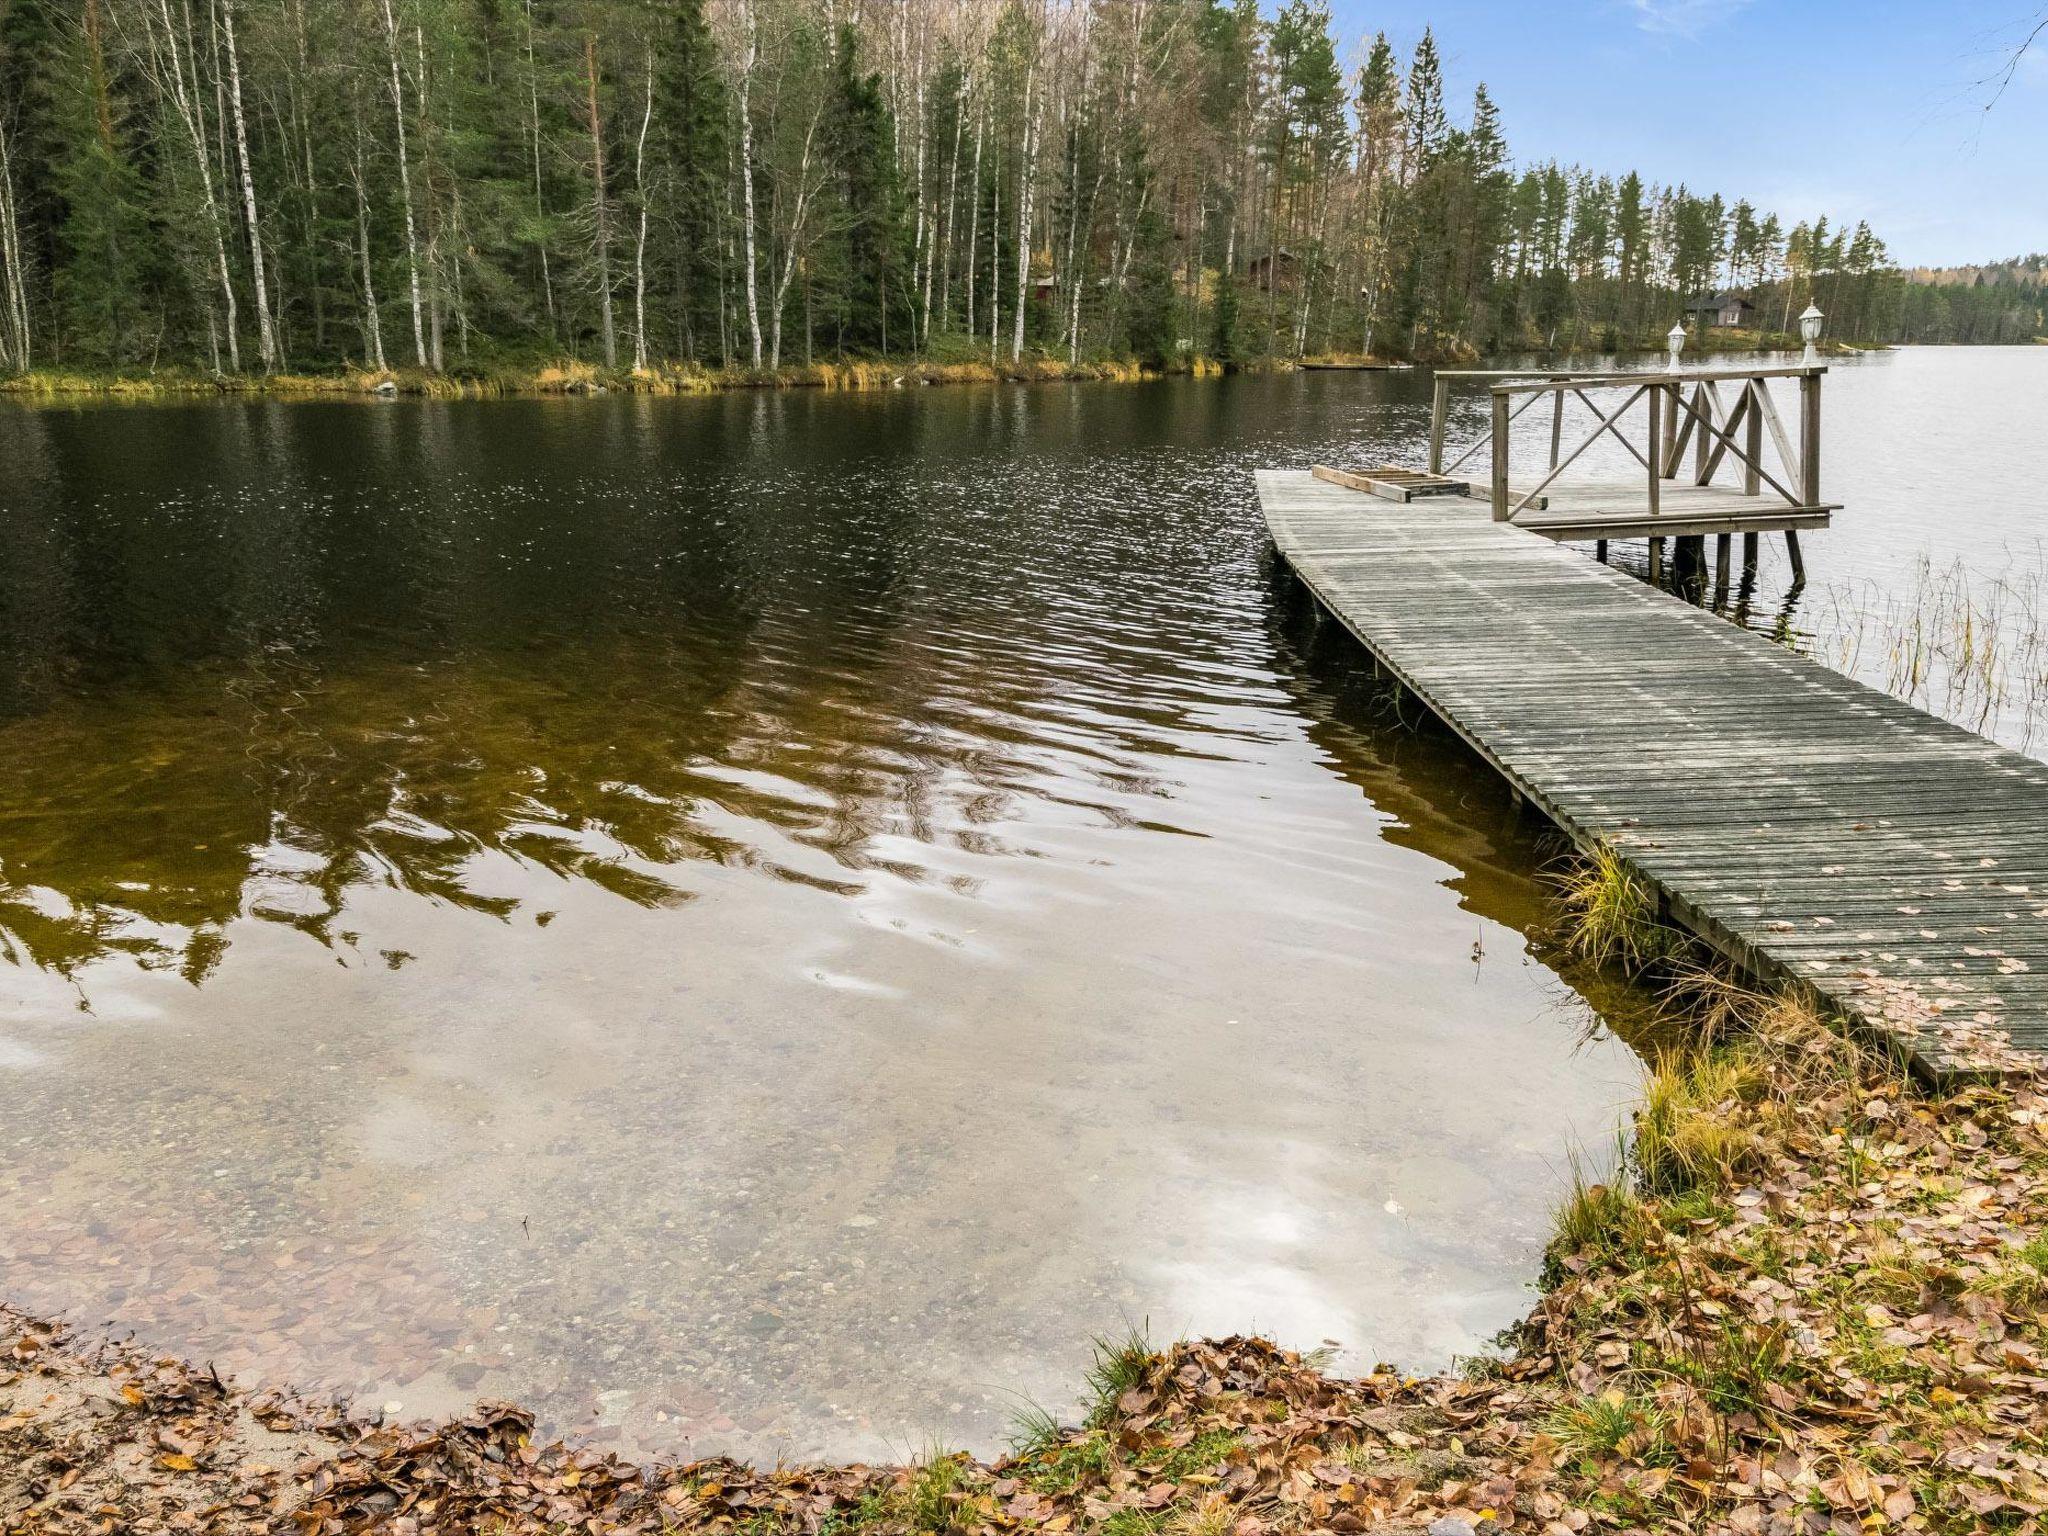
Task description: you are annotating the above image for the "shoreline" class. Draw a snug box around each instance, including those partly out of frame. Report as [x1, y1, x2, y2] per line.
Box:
[0, 337, 1895, 405]
[0, 353, 1240, 403]
[6, 896, 2042, 1535]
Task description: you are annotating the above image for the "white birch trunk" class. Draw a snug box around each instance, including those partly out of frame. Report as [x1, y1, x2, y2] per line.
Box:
[350, 148, 387, 370]
[379, 0, 429, 367]
[934, 65, 966, 335]
[0, 118, 24, 370]
[522, 0, 555, 336]
[218, 0, 274, 371]
[632, 58, 653, 372]
[987, 132, 999, 358]
[416, 23, 443, 372]
[766, 112, 822, 371]
[963, 100, 983, 336]
[909, 19, 928, 348]
[584, 33, 616, 370]
[734, 0, 763, 368]
[1010, 58, 1037, 363]
[150, 0, 239, 372]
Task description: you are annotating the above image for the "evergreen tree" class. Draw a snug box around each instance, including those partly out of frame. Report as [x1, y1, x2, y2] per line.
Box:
[1123, 141, 1174, 368]
[44, 0, 148, 361]
[1403, 28, 1446, 173]
[821, 22, 904, 353]
[1209, 261, 1238, 364]
[655, 0, 727, 361]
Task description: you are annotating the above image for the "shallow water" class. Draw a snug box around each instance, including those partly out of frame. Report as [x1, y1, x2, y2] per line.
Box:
[1, 351, 2034, 1463]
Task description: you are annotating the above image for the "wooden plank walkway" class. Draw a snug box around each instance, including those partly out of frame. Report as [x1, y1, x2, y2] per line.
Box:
[1487, 482, 1834, 542]
[1258, 469, 2048, 1075]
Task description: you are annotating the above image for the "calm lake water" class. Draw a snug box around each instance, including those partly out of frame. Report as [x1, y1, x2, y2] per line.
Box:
[0, 346, 2039, 1462]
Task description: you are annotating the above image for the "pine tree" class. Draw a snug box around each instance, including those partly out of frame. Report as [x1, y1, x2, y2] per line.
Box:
[44, 0, 148, 362]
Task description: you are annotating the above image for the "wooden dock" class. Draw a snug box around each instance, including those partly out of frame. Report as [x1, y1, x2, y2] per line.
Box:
[1425, 366, 1836, 579]
[1257, 468, 2048, 1075]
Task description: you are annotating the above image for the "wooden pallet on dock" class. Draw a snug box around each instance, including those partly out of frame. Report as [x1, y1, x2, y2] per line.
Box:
[1311, 463, 1470, 503]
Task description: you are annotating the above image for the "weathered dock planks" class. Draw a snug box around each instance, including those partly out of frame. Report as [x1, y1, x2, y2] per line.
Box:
[1257, 468, 2048, 1075]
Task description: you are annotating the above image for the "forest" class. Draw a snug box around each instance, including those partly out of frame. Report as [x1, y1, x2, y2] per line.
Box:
[0, 0, 2039, 384]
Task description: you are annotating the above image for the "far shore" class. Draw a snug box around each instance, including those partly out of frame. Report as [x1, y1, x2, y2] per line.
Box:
[0, 332, 1903, 405]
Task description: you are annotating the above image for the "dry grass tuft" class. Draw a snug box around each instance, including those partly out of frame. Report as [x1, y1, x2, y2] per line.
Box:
[1552, 844, 1686, 973]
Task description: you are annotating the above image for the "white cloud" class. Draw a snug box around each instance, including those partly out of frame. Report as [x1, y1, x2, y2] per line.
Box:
[1626, 0, 1755, 40]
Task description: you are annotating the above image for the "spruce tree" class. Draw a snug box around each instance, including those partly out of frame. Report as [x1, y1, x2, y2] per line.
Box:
[1123, 141, 1175, 369]
[656, 0, 727, 361]
[1404, 28, 1446, 173]
[44, 0, 147, 362]
[822, 23, 904, 354]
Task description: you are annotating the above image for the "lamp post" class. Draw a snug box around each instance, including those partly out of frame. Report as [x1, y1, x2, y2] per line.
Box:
[1799, 304, 1824, 366]
[1666, 321, 1687, 371]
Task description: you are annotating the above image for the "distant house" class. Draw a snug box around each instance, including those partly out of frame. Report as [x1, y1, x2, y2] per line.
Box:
[1685, 291, 1759, 329]
[1029, 272, 1061, 305]
[1248, 248, 1327, 292]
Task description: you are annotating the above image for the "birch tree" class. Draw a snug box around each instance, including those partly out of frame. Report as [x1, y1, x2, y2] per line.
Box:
[728, 0, 763, 366]
[631, 51, 653, 370]
[583, 31, 616, 368]
[216, 0, 275, 370]
[378, 0, 428, 366]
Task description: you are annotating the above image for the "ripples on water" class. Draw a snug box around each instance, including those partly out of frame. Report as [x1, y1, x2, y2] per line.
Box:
[18, 356, 2029, 1462]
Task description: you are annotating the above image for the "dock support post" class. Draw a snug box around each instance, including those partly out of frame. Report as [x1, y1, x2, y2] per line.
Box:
[1742, 531, 1759, 573]
[1429, 376, 1450, 475]
[1648, 536, 1664, 585]
[1595, 538, 1608, 564]
[1490, 390, 1510, 521]
[1659, 383, 1678, 476]
[1645, 386, 1662, 518]
[1785, 530, 1806, 583]
[1799, 370, 1822, 508]
[1692, 383, 1710, 484]
[1715, 533, 1731, 587]
[1675, 535, 1705, 598]
[1744, 382, 1763, 497]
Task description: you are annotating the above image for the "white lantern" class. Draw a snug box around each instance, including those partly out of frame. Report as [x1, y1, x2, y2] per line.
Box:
[1799, 304, 1824, 365]
[1666, 322, 1687, 370]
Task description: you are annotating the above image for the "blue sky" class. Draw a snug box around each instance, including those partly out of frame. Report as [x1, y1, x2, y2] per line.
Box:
[1319, 1, 2048, 266]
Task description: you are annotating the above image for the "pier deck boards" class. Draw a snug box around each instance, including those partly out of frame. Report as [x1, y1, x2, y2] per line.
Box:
[1258, 469, 2048, 1075]
[1472, 481, 1836, 542]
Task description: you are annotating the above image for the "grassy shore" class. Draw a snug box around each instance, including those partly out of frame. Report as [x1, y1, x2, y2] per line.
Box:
[3, 857, 2041, 1536]
[0, 333, 1885, 404]
[0, 350, 1245, 402]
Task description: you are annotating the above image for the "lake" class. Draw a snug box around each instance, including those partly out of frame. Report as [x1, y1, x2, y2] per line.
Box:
[0, 346, 2038, 1463]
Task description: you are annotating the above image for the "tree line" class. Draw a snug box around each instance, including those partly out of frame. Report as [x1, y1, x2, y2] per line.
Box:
[0, 0, 2029, 382]
[1891, 256, 2046, 346]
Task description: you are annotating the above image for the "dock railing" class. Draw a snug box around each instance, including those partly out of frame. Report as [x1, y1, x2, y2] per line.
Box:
[1426, 364, 1827, 526]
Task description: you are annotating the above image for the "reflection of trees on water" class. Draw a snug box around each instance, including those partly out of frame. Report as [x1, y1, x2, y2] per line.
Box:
[0, 391, 1250, 989]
